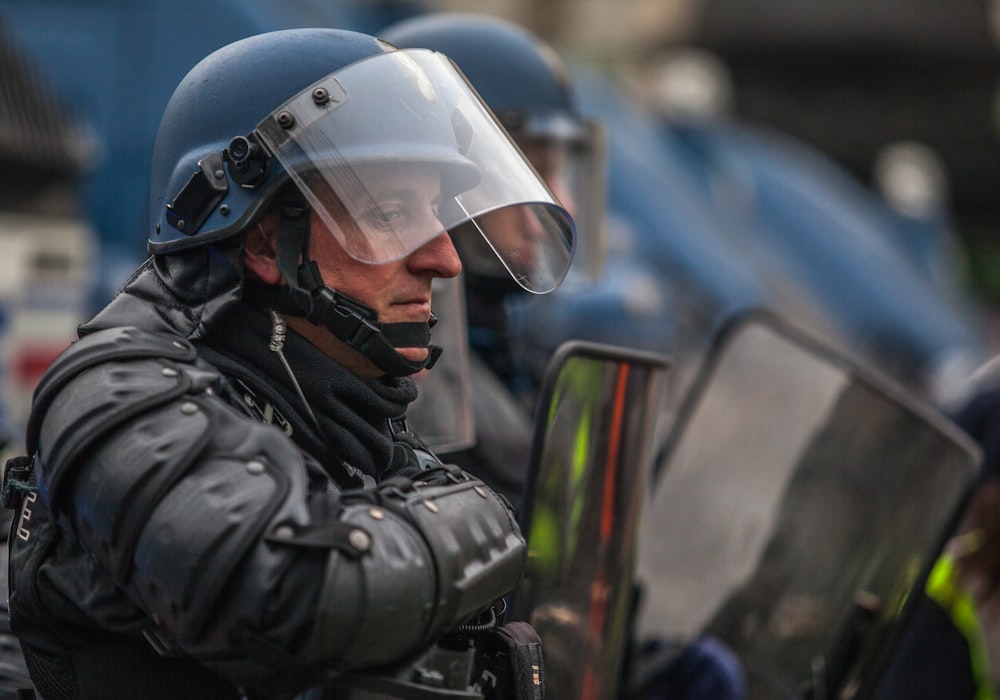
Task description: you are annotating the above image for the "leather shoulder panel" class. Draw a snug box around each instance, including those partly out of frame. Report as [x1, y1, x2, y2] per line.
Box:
[72, 396, 214, 585]
[36, 358, 196, 510]
[27, 327, 197, 453]
[28, 326, 197, 453]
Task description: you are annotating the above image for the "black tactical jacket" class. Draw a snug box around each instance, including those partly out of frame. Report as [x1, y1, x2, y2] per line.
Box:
[7, 253, 525, 699]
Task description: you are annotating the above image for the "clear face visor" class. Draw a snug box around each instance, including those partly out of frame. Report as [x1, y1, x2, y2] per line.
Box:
[255, 48, 576, 294]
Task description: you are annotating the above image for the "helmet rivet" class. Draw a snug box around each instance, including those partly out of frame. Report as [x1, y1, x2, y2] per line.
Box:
[214, 169, 225, 179]
[176, 219, 186, 231]
[349, 528, 372, 552]
[312, 87, 330, 105]
[276, 111, 295, 129]
[219, 204, 230, 216]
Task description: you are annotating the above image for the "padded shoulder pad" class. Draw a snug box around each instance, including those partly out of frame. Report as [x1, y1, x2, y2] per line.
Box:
[27, 326, 197, 454]
[31, 329, 205, 514]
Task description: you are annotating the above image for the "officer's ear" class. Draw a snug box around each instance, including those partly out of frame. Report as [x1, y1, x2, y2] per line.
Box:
[243, 219, 282, 285]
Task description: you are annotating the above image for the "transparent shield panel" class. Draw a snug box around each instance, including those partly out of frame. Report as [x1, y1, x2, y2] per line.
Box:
[406, 274, 474, 453]
[512, 341, 671, 700]
[636, 315, 978, 699]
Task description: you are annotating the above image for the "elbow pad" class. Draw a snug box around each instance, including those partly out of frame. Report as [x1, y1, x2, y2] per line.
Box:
[306, 468, 525, 669]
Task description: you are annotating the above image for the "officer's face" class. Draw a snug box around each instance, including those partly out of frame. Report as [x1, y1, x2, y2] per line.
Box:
[451, 135, 575, 284]
[518, 137, 578, 220]
[251, 164, 461, 377]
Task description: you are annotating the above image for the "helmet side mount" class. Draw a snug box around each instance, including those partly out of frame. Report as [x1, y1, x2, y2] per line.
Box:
[162, 132, 274, 237]
[163, 151, 228, 235]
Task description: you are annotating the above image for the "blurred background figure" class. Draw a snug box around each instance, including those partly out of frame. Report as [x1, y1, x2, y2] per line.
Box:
[876, 362, 1000, 698]
[383, 13, 747, 700]
[382, 11, 608, 502]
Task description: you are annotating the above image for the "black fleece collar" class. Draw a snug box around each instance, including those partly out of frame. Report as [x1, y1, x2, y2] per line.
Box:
[196, 302, 417, 481]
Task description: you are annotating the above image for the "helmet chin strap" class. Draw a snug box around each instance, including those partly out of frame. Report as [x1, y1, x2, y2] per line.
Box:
[246, 199, 442, 377]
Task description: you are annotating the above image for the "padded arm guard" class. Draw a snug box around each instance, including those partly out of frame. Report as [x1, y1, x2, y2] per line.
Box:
[309, 469, 525, 668]
[27, 327, 526, 688]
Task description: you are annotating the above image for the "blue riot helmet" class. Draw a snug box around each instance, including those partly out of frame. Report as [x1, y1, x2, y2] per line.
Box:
[147, 28, 574, 375]
[382, 13, 606, 285]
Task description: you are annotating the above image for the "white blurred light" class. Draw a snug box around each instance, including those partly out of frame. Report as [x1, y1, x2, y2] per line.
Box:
[872, 141, 949, 219]
[650, 48, 733, 120]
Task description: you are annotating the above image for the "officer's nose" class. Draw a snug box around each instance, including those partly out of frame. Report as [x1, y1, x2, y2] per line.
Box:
[408, 229, 462, 279]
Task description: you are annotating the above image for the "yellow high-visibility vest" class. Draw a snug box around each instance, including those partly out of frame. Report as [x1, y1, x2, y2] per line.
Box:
[926, 554, 996, 700]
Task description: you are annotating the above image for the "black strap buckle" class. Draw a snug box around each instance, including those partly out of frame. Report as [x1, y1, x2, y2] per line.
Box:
[164, 152, 229, 235]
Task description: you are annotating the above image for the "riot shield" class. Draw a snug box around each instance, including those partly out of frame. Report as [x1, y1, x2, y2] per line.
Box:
[510, 341, 671, 700]
[635, 312, 979, 699]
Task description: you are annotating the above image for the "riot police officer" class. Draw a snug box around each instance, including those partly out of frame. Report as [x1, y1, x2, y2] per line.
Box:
[382, 12, 606, 503]
[4, 27, 574, 699]
[382, 14, 746, 700]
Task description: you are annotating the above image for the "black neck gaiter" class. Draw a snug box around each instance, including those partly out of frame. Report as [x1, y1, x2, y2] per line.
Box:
[196, 303, 417, 481]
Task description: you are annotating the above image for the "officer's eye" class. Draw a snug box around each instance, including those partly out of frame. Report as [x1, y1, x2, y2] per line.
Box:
[364, 206, 402, 228]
